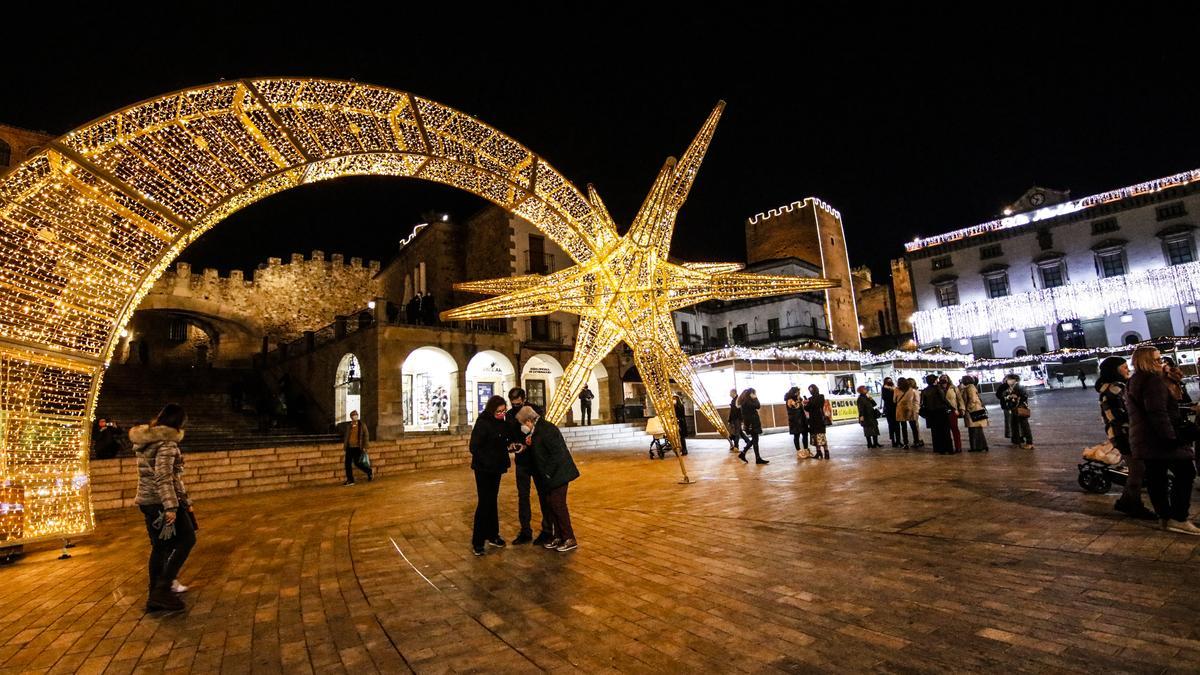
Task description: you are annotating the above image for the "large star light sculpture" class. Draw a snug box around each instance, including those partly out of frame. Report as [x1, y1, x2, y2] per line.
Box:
[442, 103, 840, 481]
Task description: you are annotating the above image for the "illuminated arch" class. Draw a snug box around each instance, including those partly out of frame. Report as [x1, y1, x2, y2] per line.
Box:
[0, 78, 616, 544]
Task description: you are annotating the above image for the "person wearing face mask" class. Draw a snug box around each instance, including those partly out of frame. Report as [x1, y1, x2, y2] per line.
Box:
[505, 387, 552, 545]
[470, 396, 514, 556]
[516, 405, 580, 552]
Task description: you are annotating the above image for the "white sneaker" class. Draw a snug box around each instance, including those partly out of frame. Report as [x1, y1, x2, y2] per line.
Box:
[170, 580, 188, 593]
[1164, 520, 1200, 536]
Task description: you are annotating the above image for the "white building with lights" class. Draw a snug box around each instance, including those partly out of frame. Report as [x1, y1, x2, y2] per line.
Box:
[901, 169, 1200, 358]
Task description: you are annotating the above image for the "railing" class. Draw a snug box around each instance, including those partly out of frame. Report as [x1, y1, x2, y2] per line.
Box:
[680, 324, 832, 354]
[524, 318, 563, 344]
[525, 251, 555, 274]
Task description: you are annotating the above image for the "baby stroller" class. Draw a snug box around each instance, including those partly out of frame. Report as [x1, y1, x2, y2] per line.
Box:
[1077, 441, 1127, 494]
[645, 416, 673, 460]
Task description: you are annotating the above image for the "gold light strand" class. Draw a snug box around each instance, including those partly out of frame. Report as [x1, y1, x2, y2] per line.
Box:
[445, 104, 840, 481]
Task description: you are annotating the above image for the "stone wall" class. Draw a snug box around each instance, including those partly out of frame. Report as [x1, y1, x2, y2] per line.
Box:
[143, 252, 381, 344]
[88, 434, 472, 511]
[0, 123, 52, 176]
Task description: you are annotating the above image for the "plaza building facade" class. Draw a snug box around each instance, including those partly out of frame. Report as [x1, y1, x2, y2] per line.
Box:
[901, 169, 1200, 358]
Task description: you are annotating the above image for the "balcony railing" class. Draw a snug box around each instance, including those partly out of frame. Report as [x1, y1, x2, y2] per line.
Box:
[679, 324, 832, 354]
[524, 318, 564, 344]
[525, 251, 555, 274]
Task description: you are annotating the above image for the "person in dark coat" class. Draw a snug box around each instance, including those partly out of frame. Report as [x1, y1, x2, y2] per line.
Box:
[805, 384, 830, 459]
[94, 419, 122, 459]
[421, 292, 438, 325]
[506, 387, 552, 545]
[857, 386, 881, 448]
[1096, 356, 1155, 520]
[727, 388, 750, 452]
[673, 394, 689, 456]
[1004, 376, 1034, 448]
[405, 295, 421, 324]
[469, 396, 514, 556]
[1078, 368, 1087, 389]
[736, 388, 768, 464]
[785, 386, 810, 456]
[578, 384, 594, 425]
[881, 377, 901, 447]
[1126, 346, 1200, 534]
[516, 405, 580, 551]
[341, 410, 373, 485]
[995, 377, 1012, 439]
[921, 374, 954, 454]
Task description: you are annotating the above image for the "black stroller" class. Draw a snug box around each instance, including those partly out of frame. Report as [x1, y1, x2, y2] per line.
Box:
[1077, 441, 1127, 493]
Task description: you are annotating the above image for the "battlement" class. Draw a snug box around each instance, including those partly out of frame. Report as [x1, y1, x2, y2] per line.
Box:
[166, 251, 381, 286]
[747, 197, 843, 224]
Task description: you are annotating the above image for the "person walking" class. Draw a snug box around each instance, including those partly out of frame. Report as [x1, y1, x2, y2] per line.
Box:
[342, 410, 373, 485]
[960, 375, 989, 452]
[1005, 376, 1034, 449]
[1078, 368, 1087, 389]
[882, 377, 901, 447]
[578, 384, 594, 425]
[727, 388, 750, 452]
[1095, 356, 1155, 520]
[131, 403, 196, 613]
[469, 396, 513, 556]
[1127, 346, 1200, 534]
[516, 405, 581, 551]
[673, 394, 690, 456]
[921, 374, 954, 454]
[856, 386, 881, 448]
[806, 384, 830, 459]
[785, 386, 810, 457]
[940, 374, 964, 453]
[895, 378, 923, 448]
[995, 376, 1012, 440]
[736, 388, 768, 464]
[506, 387, 553, 545]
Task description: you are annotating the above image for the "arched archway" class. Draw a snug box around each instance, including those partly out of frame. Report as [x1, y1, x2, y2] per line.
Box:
[402, 347, 458, 432]
[466, 350, 515, 425]
[569, 362, 608, 424]
[334, 353, 361, 423]
[521, 353, 564, 411]
[0, 78, 613, 544]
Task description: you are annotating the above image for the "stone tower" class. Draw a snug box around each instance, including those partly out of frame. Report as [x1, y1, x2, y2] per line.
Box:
[745, 198, 861, 349]
[889, 257, 916, 335]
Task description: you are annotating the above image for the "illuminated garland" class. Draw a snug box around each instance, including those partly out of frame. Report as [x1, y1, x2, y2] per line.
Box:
[689, 343, 871, 368]
[861, 347, 973, 366]
[968, 336, 1200, 371]
[906, 168, 1200, 252]
[911, 261, 1200, 343]
[443, 104, 839, 482]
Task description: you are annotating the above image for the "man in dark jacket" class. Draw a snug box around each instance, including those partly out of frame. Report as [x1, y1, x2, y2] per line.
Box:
[921, 375, 954, 454]
[673, 394, 689, 456]
[578, 384, 594, 425]
[517, 405, 580, 552]
[727, 388, 749, 452]
[882, 377, 900, 447]
[506, 387, 552, 545]
[995, 378, 1012, 439]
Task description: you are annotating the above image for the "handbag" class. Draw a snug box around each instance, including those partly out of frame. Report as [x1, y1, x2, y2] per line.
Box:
[1015, 403, 1031, 418]
[969, 409, 989, 422]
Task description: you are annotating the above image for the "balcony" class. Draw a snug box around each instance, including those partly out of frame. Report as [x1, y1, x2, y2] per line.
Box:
[679, 324, 832, 354]
[525, 251, 555, 275]
[524, 318, 564, 345]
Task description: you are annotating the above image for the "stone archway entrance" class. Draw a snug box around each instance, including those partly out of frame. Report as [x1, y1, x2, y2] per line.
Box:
[0, 78, 616, 545]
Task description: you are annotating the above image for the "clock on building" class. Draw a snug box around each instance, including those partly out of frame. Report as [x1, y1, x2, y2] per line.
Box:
[1029, 192, 1046, 206]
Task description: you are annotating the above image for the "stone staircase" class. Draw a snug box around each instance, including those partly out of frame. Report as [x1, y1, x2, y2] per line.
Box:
[95, 365, 338, 453]
[558, 421, 651, 450]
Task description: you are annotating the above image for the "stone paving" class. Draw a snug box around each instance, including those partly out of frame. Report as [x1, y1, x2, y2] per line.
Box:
[3, 387, 1200, 673]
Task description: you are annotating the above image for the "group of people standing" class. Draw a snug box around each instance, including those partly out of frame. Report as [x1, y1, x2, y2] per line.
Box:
[403, 292, 439, 325]
[468, 387, 580, 555]
[878, 375, 994, 453]
[1095, 347, 1200, 534]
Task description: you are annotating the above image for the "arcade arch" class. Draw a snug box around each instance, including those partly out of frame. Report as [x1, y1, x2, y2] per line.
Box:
[521, 353, 564, 412]
[334, 353, 362, 423]
[402, 347, 457, 431]
[465, 350, 516, 424]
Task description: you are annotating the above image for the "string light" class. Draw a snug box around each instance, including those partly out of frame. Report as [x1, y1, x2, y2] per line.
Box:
[689, 343, 870, 368]
[0, 78, 678, 545]
[443, 104, 839, 481]
[911, 260, 1200, 343]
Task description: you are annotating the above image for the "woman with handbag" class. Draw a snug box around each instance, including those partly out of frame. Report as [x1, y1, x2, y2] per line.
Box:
[856, 386, 881, 448]
[805, 384, 830, 459]
[960, 375, 989, 452]
[736, 388, 768, 464]
[469, 395, 513, 556]
[1096, 356, 1155, 520]
[1127, 346, 1200, 534]
[1004, 376, 1034, 449]
[894, 378, 923, 448]
[131, 403, 196, 613]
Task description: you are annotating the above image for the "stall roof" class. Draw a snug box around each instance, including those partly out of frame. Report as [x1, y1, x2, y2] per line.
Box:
[690, 344, 869, 368]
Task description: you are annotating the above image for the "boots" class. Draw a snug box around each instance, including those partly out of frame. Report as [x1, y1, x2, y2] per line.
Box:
[146, 583, 185, 612]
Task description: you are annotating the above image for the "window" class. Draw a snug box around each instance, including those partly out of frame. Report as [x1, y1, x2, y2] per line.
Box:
[1036, 229, 1053, 251]
[1165, 236, 1195, 265]
[1090, 218, 1119, 235]
[1096, 250, 1125, 278]
[934, 282, 958, 307]
[1156, 202, 1187, 221]
[1039, 262, 1065, 288]
[0, 139, 9, 167]
[716, 327, 728, 344]
[168, 318, 189, 342]
[680, 321, 691, 342]
[980, 244, 1002, 260]
[733, 324, 748, 343]
[767, 318, 780, 339]
[702, 325, 710, 345]
[984, 273, 1010, 299]
[931, 255, 953, 270]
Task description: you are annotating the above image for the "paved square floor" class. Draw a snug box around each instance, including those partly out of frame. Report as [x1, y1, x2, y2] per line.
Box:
[2, 387, 1200, 673]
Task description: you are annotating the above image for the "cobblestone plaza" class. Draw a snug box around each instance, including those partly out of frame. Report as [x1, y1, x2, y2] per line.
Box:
[2, 387, 1199, 673]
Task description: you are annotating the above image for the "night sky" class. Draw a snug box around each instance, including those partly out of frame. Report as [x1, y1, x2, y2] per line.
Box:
[4, 10, 1198, 280]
